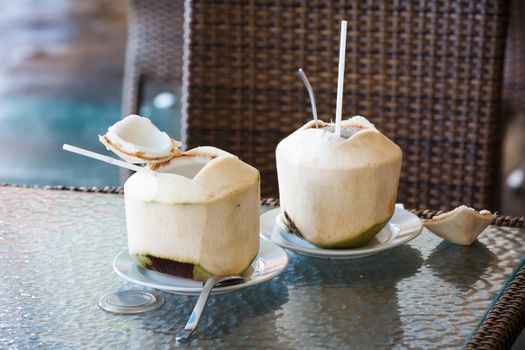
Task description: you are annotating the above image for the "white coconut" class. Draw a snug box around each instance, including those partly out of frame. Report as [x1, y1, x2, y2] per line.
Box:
[99, 116, 261, 280]
[276, 116, 402, 248]
[124, 146, 260, 280]
[99, 114, 181, 164]
[424, 206, 496, 245]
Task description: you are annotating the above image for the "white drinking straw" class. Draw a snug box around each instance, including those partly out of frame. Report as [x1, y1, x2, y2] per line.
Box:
[334, 20, 348, 138]
[298, 68, 319, 128]
[63, 144, 157, 176]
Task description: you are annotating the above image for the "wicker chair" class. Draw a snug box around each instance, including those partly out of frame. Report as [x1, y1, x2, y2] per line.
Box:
[183, 0, 509, 211]
[122, 0, 184, 116]
[503, 0, 525, 113]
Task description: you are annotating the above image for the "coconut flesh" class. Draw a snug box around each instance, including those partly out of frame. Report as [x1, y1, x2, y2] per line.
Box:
[276, 116, 402, 248]
[101, 115, 260, 280]
[99, 114, 181, 164]
[424, 205, 495, 245]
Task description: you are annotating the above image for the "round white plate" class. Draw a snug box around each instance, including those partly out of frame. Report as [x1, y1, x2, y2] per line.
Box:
[113, 238, 288, 295]
[260, 206, 422, 259]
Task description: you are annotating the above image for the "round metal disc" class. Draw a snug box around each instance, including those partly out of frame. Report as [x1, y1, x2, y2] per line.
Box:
[98, 290, 164, 314]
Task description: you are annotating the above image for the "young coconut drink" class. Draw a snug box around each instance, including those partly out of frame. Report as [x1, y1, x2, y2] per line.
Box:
[277, 21, 402, 248]
[276, 116, 402, 248]
[100, 115, 260, 280]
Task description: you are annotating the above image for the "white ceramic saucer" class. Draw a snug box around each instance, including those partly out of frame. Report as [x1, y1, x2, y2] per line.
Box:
[260, 205, 422, 259]
[113, 238, 288, 295]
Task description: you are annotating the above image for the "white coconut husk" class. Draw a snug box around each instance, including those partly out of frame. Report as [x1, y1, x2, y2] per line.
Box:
[124, 146, 260, 279]
[276, 116, 402, 248]
[100, 115, 260, 280]
[424, 206, 496, 245]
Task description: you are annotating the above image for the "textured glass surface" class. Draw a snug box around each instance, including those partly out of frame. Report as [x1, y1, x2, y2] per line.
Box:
[1, 187, 524, 349]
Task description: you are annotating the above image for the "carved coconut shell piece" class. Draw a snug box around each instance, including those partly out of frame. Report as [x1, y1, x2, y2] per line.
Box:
[424, 205, 495, 245]
[99, 114, 181, 164]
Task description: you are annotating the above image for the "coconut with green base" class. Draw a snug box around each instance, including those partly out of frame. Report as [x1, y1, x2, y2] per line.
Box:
[282, 22, 403, 248]
[100, 115, 260, 280]
[276, 116, 402, 248]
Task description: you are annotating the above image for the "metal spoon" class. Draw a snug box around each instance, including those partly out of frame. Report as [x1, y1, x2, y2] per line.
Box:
[297, 68, 319, 128]
[176, 275, 245, 342]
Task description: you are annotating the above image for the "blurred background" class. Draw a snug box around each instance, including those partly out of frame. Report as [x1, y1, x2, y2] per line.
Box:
[0, 0, 126, 187]
[0, 0, 181, 188]
[0, 0, 523, 215]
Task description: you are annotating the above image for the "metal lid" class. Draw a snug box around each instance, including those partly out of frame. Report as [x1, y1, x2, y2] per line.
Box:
[98, 290, 164, 314]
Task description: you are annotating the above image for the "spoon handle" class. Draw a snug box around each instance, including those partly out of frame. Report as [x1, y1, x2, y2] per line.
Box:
[63, 144, 157, 176]
[176, 275, 243, 342]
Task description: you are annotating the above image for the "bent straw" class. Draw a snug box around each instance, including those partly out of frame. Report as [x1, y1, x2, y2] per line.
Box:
[335, 20, 348, 138]
[63, 144, 157, 176]
[298, 68, 319, 128]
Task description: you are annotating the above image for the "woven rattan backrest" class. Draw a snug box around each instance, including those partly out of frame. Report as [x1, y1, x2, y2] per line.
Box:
[122, 0, 184, 115]
[184, 1, 509, 210]
[503, 0, 525, 112]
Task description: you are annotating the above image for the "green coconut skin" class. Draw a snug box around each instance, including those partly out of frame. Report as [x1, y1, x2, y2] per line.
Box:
[284, 211, 393, 249]
[132, 253, 257, 281]
[131, 253, 214, 281]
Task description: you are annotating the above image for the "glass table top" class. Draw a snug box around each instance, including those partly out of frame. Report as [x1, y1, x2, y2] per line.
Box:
[1, 186, 524, 349]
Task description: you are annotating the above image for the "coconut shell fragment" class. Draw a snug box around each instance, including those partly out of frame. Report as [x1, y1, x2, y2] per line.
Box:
[99, 114, 181, 164]
[424, 205, 496, 245]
